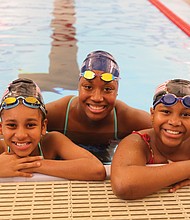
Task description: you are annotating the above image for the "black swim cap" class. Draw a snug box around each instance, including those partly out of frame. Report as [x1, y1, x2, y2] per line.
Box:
[81, 50, 120, 77]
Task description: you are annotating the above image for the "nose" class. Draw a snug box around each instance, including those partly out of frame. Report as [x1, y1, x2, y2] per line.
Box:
[14, 126, 28, 139]
[168, 115, 182, 126]
[91, 89, 103, 102]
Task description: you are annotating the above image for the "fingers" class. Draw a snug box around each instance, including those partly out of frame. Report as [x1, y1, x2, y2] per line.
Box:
[11, 156, 43, 176]
[19, 156, 43, 163]
[169, 186, 178, 193]
[169, 179, 190, 193]
[16, 171, 33, 178]
[15, 159, 42, 177]
[17, 160, 42, 171]
[0, 154, 43, 178]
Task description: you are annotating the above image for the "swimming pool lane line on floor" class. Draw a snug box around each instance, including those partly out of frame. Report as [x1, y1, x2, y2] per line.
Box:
[149, 0, 190, 37]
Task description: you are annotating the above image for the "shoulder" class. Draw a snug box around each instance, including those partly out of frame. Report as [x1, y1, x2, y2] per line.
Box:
[42, 131, 66, 142]
[115, 99, 129, 109]
[120, 129, 152, 145]
[115, 100, 152, 133]
[115, 100, 148, 115]
[114, 128, 153, 161]
[0, 139, 7, 153]
[132, 130, 152, 143]
[45, 95, 78, 128]
[115, 100, 149, 117]
[46, 95, 76, 109]
[42, 131, 73, 147]
[40, 132, 63, 159]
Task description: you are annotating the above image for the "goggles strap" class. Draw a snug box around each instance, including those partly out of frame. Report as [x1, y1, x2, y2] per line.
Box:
[153, 94, 190, 109]
[0, 96, 46, 115]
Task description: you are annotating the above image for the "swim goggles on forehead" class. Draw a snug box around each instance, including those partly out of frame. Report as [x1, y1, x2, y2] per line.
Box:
[153, 93, 190, 109]
[80, 70, 119, 82]
[0, 96, 47, 115]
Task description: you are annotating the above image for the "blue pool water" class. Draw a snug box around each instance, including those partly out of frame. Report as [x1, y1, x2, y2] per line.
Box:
[0, 0, 189, 112]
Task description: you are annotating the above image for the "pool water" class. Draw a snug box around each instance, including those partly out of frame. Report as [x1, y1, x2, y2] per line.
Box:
[0, 0, 189, 112]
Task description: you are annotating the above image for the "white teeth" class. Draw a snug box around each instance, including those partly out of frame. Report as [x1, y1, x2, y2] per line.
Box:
[89, 105, 104, 110]
[16, 143, 28, 146]
[166, 130, 180, 135]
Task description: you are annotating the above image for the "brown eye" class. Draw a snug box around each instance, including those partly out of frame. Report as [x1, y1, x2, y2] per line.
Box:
[83, 85, 92, 90]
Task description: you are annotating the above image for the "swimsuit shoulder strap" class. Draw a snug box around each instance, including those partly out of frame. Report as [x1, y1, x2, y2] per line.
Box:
[132, 131, 154, 164]
[113, 107, 118, 140]
[38, 142, 44, 158]
[64, 96, 76, 135]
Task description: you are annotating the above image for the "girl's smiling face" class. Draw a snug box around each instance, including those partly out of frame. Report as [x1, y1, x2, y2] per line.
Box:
[0, 104, 47, 157]
[151, 101, 190, 149]
[78, 70, 118, 121]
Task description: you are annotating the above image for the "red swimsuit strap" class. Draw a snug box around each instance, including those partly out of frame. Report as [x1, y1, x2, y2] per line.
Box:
[132, 131, 154, 164]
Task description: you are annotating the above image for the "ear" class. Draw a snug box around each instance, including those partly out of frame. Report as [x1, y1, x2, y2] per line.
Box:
[150, 107, 154, 122]
[41, 118, 48, 136]
[0, 121, 3, 135]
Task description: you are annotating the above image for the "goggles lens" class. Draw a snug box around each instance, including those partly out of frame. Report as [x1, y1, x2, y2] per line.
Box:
[0, 96, 46, 115]
[80, 70, 118, 82]
[153, 93, 190, 109]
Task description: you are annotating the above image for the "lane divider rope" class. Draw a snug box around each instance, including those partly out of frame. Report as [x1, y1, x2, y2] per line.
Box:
[149, 0, 190, 37]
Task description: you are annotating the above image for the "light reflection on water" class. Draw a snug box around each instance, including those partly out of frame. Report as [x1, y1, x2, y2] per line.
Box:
[0, 0, 189, 111]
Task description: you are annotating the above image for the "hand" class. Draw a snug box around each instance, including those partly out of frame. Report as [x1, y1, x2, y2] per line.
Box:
[0, 152, 42, 178]
[169, 179, 190, 193]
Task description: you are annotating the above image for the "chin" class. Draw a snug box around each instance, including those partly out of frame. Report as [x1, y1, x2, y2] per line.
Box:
[87, 108, 110, 120]
[88, 112, 107, 121]
[15, 150, 31, 158]
[17, 153, 29, 158]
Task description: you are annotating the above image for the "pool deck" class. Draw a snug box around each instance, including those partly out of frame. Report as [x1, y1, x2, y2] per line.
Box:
[1, 179, 190, 219]
[1, 167, 190, 220]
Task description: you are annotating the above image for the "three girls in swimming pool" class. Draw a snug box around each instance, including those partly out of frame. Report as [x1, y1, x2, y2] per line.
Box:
[1, 51, 189, 199]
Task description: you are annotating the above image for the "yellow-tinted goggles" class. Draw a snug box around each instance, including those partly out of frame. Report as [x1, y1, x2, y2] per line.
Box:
[80, 70, 119, 82]
[0, 96, 46, 115]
